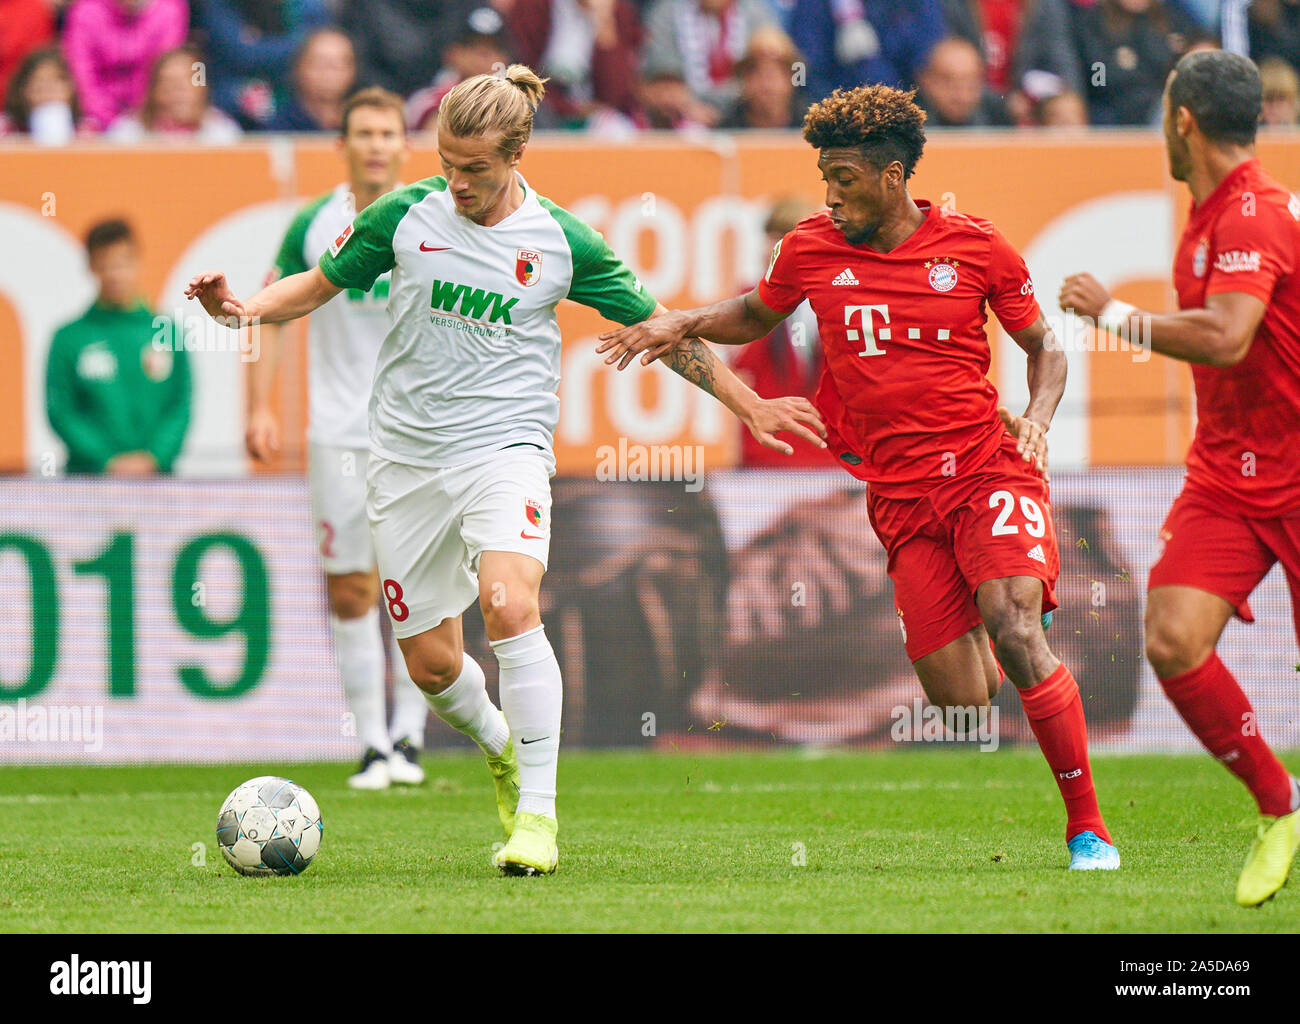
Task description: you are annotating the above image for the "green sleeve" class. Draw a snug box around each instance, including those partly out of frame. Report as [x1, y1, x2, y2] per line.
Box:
[318, 179, 445, 291]
[146, 324, 191, 473]
[45, 324, 117, 472]
[271, 192, 332, 280]
[538, 196, 658, 325]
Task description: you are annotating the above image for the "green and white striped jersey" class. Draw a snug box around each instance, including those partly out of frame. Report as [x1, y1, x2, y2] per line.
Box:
[318, 174, 657, 469]
[273, 183, 393, 450]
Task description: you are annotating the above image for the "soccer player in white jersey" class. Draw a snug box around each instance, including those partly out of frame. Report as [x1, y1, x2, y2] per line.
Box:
[245, 88, 432, 791]
[187, 65, 825, 876]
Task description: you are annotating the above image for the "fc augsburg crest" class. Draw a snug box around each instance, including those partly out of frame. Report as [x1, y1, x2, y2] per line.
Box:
[516, 249, 542, 287]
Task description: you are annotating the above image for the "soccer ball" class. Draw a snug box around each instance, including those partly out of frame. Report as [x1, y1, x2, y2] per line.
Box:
[216, 776, 323, 877]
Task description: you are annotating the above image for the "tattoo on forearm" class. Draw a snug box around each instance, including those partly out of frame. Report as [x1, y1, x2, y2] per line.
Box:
[664, 339, 718, 399]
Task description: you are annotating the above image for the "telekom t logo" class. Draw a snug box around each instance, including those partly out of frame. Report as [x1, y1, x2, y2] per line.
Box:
[844, 304, 953, 357]
[845, 304, 890, 356]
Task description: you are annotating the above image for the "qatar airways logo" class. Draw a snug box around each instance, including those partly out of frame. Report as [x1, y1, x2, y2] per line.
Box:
[1214, 250, 1261, 274]
[844, 304, 952, 357]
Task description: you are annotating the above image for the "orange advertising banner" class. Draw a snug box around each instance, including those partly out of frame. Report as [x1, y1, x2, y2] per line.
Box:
[3, 133, 1299, 476]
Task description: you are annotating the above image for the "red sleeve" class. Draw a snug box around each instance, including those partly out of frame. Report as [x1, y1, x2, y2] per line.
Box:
[1206, 199, 1296, 303]
[756, 228, 804, 315]
[985, 226, 1040, 332]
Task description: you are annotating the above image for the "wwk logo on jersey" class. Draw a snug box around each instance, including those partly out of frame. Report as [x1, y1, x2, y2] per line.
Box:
[515, 249, 543, 287]
[329, 223, 354, 257]
[925, 257, 960, 292]
[429, 278, 519, 324]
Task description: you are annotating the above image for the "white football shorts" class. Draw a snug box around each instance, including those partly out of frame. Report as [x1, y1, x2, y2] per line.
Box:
[366, 446, 555, 638]
[308, 443, 375, 576]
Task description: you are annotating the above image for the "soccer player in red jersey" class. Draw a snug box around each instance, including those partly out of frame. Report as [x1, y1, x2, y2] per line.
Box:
[1061, 50, 1300, 906]
[600, 84, 1119, 870]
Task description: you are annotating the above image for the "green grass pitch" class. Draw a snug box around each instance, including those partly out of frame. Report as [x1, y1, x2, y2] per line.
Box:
[0, 750, 1293, 933]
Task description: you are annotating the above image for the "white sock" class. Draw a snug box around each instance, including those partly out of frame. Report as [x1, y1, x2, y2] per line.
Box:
[331, 609, 390, 755]
[423, 653, 509, 757]
[491, 624, 562, 819]
[388, 630, 430, 747]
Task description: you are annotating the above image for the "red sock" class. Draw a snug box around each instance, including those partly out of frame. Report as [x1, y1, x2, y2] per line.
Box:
[1158, 653, 1293, 817]
[1019, 663, 1110, 843]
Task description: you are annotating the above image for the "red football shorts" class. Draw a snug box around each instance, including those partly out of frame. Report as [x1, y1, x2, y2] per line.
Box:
[1148, 483, 1300, 635]
[868, 435, 1060, 662]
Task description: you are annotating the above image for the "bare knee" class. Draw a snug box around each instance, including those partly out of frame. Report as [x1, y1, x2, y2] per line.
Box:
[980, 589, 1052, 688]
[914, 630, 995, 710]
[479, 591, 540, 641]
[477, 553, 544, 642]
[1144, 610, 1214, 679]
[986, 613, 1037, 667]
[401, 637, 462, 694]
[327, 572, 379, 620]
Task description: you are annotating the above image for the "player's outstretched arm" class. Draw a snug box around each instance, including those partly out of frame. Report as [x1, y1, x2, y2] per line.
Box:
[1002, 312, 1067, 479]
[632, 302, 826, 456]
[665, 337, 827, 456]
[1059, 272, 1265, 367]
[185, 266, 342, 329]
[596, 287, 788, 369]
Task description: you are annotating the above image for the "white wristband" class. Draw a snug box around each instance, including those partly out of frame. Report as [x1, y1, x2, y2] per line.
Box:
[1097, 299, 1138, 335]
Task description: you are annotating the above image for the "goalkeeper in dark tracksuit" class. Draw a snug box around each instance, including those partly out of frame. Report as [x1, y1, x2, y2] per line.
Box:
[46, 219, 191, 476]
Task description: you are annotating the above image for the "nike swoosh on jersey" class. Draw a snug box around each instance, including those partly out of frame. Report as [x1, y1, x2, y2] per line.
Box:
[419, 242, 451, 251]
[520, 530, 545, 540]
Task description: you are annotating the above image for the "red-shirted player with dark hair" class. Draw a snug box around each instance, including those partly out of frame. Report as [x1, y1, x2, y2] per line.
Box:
[600, 84, 1120, 870]
[1062, 50, 1300, 907]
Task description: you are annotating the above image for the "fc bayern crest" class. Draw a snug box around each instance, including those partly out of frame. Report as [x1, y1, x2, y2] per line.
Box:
[516, 249, 542, 287]
[1193, 238, 1209, 278]
[928, 261, 958, 292]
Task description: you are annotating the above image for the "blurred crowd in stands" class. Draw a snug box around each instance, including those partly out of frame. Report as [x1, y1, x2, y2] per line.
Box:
[2, 0, 1299, 143]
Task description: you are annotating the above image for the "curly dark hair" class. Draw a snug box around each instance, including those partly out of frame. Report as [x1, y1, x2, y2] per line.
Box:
[802, 84, 928, 179]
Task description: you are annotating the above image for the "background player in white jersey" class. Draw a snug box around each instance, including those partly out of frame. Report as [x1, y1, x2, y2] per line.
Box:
[245, 87, 431, 791]
[187, 65, 825, 876]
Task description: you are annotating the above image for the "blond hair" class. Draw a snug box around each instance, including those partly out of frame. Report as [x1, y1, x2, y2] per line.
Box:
[439, 64, 547, 157]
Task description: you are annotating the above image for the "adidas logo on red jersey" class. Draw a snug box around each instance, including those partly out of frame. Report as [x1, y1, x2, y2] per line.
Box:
[831, 268, 859, 285]
[1027, 544, 1046, 565]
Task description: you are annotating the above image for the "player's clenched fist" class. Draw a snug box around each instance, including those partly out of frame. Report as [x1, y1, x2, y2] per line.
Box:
[185, 271, 249, 328]
[1058, 272, 1111, 320]
[998, 405, 1050, 480]
[596, 310, 694, 369]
